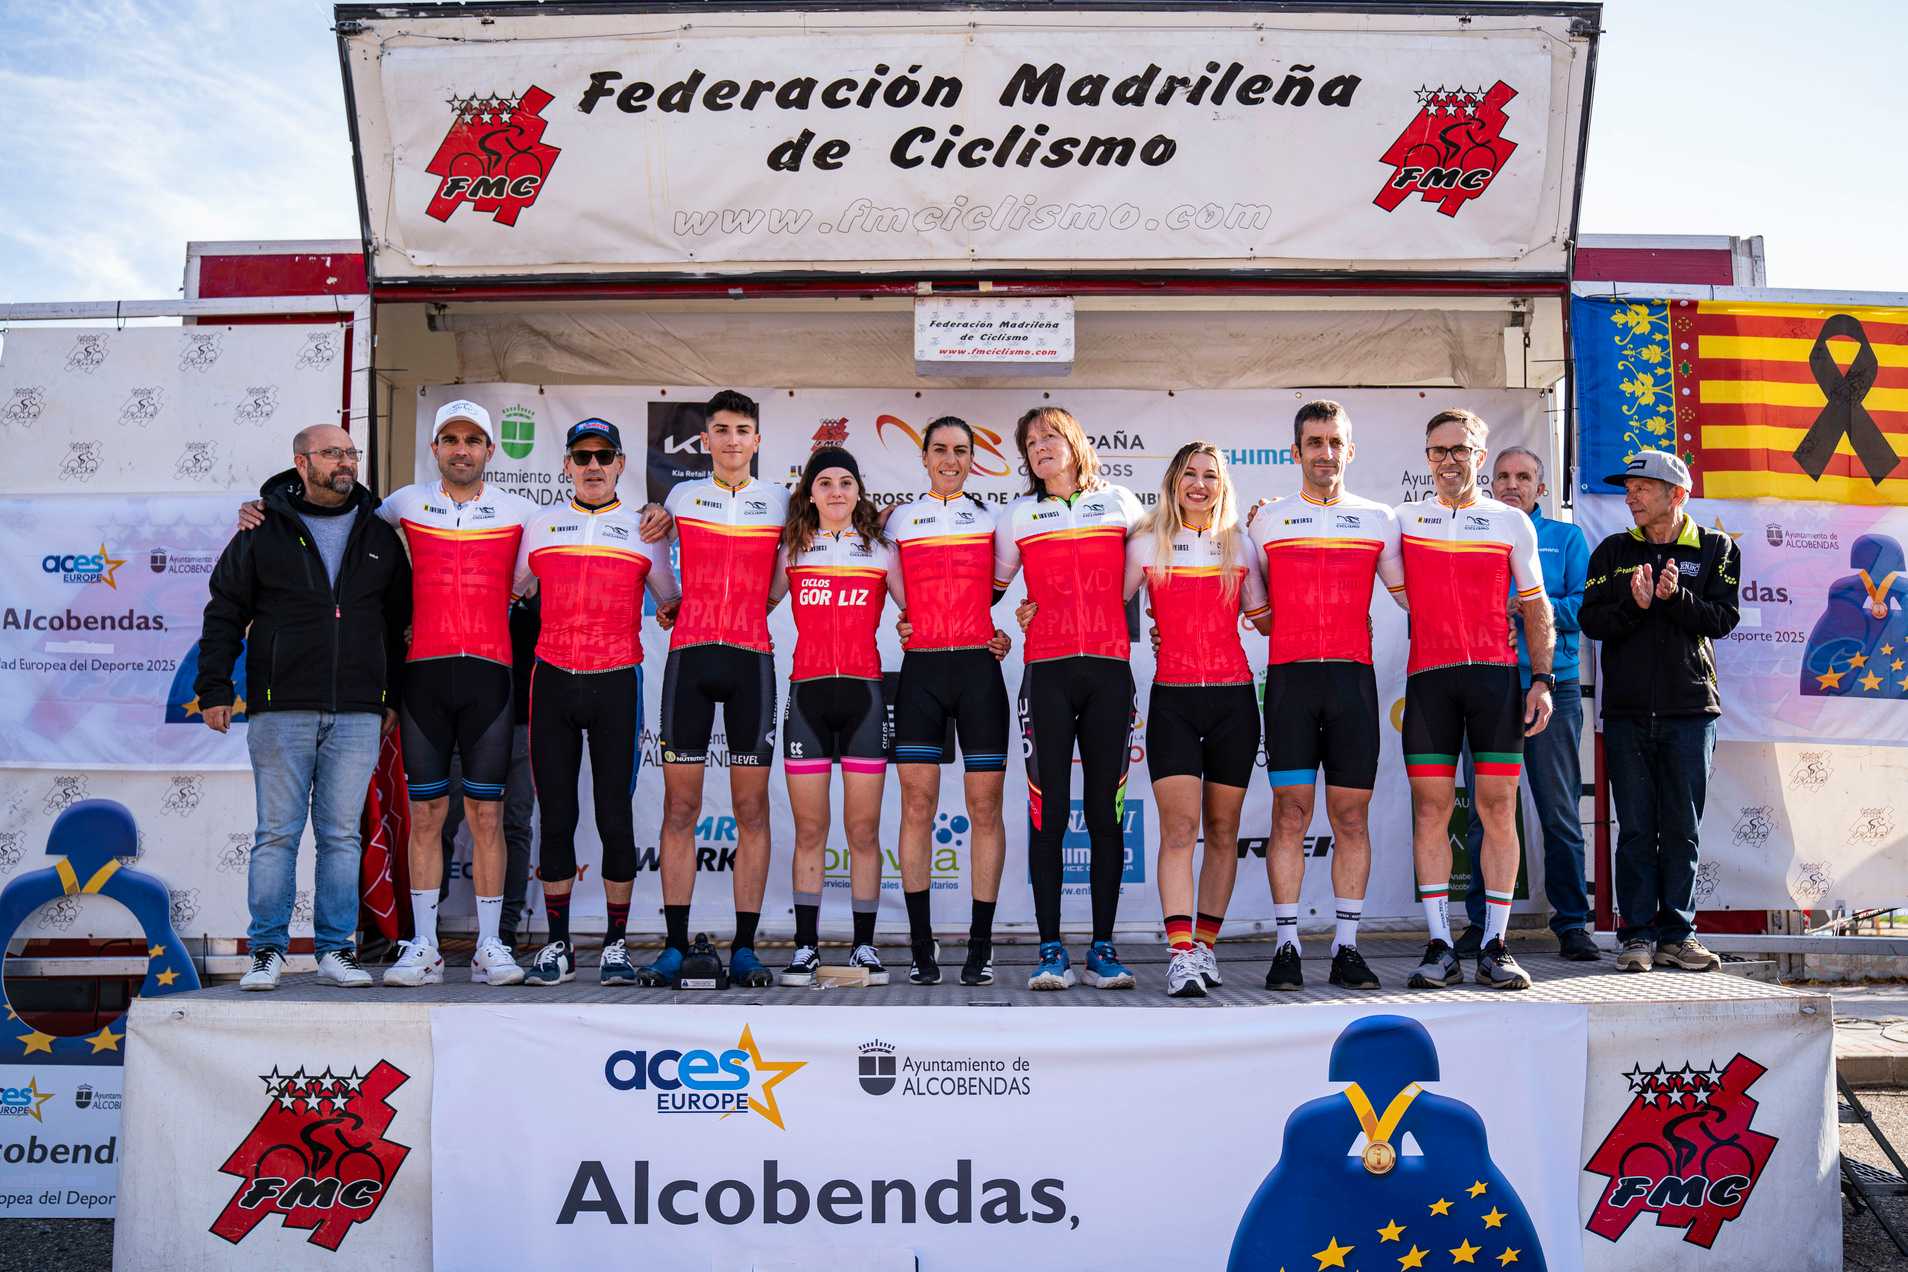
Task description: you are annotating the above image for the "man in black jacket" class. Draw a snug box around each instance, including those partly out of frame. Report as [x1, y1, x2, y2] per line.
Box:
[196, 425, 411, 992]
[1580, 450, 1740, 976]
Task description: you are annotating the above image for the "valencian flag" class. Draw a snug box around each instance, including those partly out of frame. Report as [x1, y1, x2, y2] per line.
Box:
[1230, 1015, 1546, 1271]
[1574, 296, 1908, 505]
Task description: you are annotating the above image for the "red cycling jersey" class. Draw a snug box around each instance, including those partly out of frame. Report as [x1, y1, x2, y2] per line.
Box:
[1124, 525, 1268, 685]
[773, 530, 902, 681]
[514, 498, 679, 673]
[888, 492, 998, 652]
[1396, 493, 1544, 674]
[377, 482, 536, 665]
[664, 476, 789, 653]
[1249, 490, 1405, 665]
[994, 485, 1142, 663]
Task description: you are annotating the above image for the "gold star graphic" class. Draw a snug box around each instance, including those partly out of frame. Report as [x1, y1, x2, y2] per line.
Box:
[1497, 1250, 1521, 1267]
[148, 944, 166, 958]
[19, 1030, 55, 1055]
[1482, 1207, 1506, 1229]
[1899, 676, 1908, 691]
[1467, 1180, 1489, 1198]
[736, 1024, 804, 1131]
[20, 1077, 54, 1122]
[1851, 653, 1869, 668]
[1860, 670, 1883, 691]
[1378, 1219, 1406, 1243]
[95, 543, 127, 589]
[87, 1024, 123, 1054]
[1894, 660, 1905, 672]
[179, 695, 202, 718]
[155, 968, 179, 987]
[1710, 517, 1741, 543]
[1817, 669, 1845, 690]
[1884, 644, 1896, 656]
[1311, 1236, 1354, 1269]
[1399, 1245, 1429, 1270]
[1429, 1197, 1454, 1216]
[1451, 1238, 1482, 1264]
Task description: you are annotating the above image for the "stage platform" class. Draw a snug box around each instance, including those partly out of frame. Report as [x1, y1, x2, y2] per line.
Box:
[117, 933, 1841, 1272]
[183, 934, 1807, 1010]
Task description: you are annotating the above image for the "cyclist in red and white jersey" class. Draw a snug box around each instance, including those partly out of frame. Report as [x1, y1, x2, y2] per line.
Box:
[513, 418, 678, 988]
[1397, 407, 1555, 992]
[1245, 400, 1404, 994]
[765, 447, 904, 985]
[993, 406, 1143, 992]
[886, 417, 1015, 988]
[1122, 442, 1269, 998]
[646, 390, 789, 989]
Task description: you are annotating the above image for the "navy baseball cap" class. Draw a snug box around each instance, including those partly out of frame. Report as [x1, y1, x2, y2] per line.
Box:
[566, 417, 623, 451]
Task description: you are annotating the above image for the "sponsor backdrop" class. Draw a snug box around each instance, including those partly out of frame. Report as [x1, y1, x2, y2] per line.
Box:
[0, 495, 252, 769]
[115, 999, 433, 1270]
[1575, 494, 1908, 745]
[418, 384, 1551, 932]
[0, 768, 308, 944]
[0, 1065, 122, 1219]
[345, 9, 1588, 278]
[1577, 999, 1838, 1269]
[431, 1003, 1587, 1271]
[0, 326, 346, 495]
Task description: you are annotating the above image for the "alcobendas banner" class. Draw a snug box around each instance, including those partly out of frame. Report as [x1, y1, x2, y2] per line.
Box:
[430, 1003, 1588, 1271]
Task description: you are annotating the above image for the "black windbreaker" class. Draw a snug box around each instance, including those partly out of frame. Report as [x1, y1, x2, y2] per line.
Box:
[1580, 514, 1741, 718]
[194, 469, 411, 715]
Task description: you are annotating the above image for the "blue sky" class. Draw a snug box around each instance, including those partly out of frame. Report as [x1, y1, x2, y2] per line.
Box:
[1, 0, 1902, 302]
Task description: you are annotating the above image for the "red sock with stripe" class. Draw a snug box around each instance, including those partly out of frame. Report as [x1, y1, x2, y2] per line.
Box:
[1194, 913, 1224, 949]
[1164, 915, 1194, 952]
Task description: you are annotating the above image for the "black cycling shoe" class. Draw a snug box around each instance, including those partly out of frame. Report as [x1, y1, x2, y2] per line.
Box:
[909, 938, 942, 985]
[959, 939, 994, 986]
[1558, 927, 1602, 961]
[1328, 944, 1381, 990]
[1264, 943, 1304, 991]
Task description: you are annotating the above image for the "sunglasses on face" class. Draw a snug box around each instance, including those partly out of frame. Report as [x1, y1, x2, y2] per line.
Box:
[568, 449, 620, 467]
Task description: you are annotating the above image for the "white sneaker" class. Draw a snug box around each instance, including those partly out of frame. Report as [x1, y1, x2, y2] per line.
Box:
[1166, 948, 1209, 998]
[382, 939, 444, 987]
[240, 948, 284, 991]
[316, 949, 373, 988]
[1195, 941, 1223, 988]
[472, 938, 525, 986]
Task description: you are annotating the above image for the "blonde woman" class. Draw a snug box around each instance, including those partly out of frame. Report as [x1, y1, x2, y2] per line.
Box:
[1123, 442, 1270, 996]
[993, 407, 1143, 990]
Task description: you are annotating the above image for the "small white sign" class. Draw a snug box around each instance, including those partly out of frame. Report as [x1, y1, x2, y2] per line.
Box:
[914, 296, 1074, 376]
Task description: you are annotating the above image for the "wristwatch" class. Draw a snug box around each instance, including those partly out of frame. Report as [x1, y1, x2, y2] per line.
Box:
[1530, 672, 1556, 689]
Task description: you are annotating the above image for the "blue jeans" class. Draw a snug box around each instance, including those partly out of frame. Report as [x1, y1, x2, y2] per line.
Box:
[1603, 714, 1717, 946]
[246, 710, 382, 954]
[1463, 679, 1590, 934]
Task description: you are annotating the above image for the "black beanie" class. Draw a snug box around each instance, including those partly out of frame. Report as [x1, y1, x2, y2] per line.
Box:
[802, 446, 863, 491]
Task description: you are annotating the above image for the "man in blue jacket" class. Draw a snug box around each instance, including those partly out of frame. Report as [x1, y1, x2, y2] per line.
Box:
[1455, 446, 1596, 961]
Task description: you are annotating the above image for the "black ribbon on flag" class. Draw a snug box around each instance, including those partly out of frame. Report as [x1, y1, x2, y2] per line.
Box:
[1794, 313, 1897, 484]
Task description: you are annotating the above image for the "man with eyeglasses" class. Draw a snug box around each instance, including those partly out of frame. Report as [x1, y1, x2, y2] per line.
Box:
[1395, 409, 1555, 992]
[198, 424, 412, 992]
[513, 418, 679, 987]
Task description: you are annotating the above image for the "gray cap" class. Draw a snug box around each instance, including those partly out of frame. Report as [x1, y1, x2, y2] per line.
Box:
[1603, 449, 1692, 492]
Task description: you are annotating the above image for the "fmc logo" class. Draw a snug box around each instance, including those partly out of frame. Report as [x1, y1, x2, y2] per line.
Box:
[1375, 81, 1518, 217]
[603, 1025, 806, 1130]
[425, 87, 562, 226]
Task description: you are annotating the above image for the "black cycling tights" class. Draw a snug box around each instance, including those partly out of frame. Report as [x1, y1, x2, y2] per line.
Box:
[528, 660, 641, 884]
[1019, 657, 1135, 943]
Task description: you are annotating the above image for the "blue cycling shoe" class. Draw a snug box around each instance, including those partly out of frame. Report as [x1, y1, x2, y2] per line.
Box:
[1081, 940, 1136, 990]
[728, 946, 774, 988]
[1027, 940, 1075, 991]
[636, 946, 682, 988]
